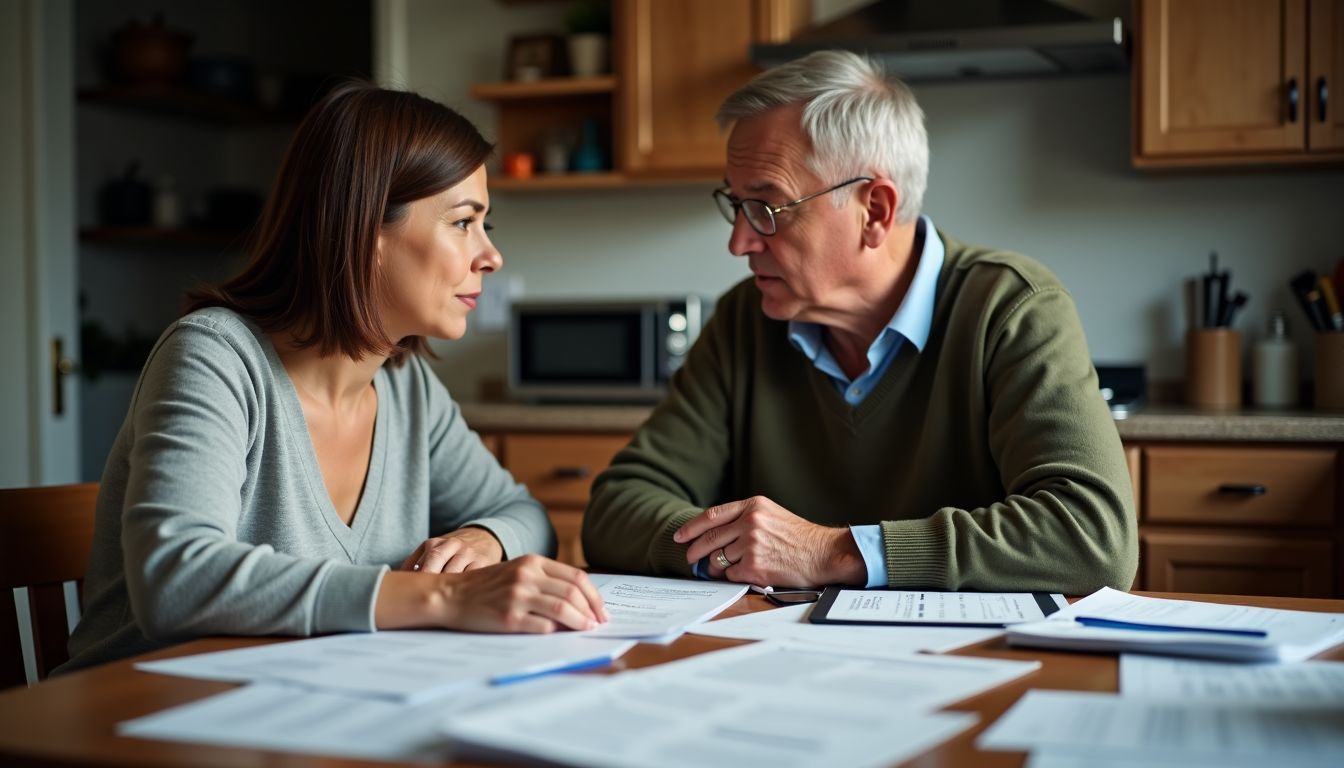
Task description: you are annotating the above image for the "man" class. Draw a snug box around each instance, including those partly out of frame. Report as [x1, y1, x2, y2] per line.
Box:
[581, 51, 1136, 594]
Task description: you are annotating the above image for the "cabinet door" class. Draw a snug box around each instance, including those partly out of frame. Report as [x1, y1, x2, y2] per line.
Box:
[615, 0, 804, 175]
[1143, 530, 1334, 597]
[502, 433, 631, 567]
[1309, 0, 1344, 149]
[1138, 0, 1307, 156]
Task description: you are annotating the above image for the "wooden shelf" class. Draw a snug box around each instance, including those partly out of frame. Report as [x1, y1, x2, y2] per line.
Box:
[489, 171, 721, 191]
[469, 76, 616, 101]
[79, 227, 250, 248]
[77, 85, 298, 125]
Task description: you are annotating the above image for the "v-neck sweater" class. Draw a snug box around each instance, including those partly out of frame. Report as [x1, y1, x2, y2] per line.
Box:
[582, 232, 1137, 594]
[61, 307, 551, 673]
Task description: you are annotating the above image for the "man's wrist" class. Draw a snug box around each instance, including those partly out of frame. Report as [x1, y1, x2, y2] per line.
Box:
[821, 526, 867, 586]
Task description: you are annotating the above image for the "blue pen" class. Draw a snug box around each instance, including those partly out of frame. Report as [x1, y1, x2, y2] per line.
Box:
[491, 656, 615, 686]
[1075, 616, 1268, 638]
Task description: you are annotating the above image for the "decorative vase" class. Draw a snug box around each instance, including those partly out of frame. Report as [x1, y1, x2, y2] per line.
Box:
[568, 33, 608, 77]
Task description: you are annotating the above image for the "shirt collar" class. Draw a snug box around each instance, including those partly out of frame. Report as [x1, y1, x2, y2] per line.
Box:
[789, 214, 945, 361]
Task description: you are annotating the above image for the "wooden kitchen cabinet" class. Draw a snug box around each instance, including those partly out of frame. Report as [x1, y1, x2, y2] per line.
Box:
[1134, 0, 1344, 167]
[472, 0, 809, 189]
[494, 432, 631, 567]
[1130, 441, 1341, 597]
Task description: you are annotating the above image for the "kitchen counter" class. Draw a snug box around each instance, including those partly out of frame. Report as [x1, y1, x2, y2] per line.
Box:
[459, 402, 1344, 442]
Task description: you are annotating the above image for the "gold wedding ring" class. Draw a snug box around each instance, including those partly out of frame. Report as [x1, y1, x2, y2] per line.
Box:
[713, 548, 733, 570]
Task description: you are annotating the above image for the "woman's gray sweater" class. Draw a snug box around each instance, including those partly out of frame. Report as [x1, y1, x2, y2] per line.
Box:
[60, 307, 552, 673]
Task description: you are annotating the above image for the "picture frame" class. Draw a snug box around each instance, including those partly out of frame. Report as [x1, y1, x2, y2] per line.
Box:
[506, 34, 563, 82]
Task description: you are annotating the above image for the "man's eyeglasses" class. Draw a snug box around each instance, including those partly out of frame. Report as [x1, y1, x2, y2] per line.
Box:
[712, 176, 873, 237]
[751, 585, 823, 607]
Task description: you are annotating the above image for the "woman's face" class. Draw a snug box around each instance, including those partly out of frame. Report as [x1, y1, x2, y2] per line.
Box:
[376, 165, 501, 343]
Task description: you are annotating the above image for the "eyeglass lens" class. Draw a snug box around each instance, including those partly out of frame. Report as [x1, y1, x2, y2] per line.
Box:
[712, 190, 775, 236]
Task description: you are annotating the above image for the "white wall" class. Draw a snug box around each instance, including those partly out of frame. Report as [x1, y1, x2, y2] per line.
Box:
[412, 1, 1344, 400]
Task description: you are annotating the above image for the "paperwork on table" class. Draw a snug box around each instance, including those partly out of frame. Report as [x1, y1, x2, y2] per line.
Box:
[441, 640, 1039, 768]
[118, 677, 590, 762]
[811, 589, 1066, 626]
[1005, 587, 1344, 662]
[136, 631, 634, 704]
[1119, 654, 1344, 706]
[1026, 752, 1344, 768]
[977, 689, 1344, 763]
[688, 602, 1002, 652]
[583, 574, 747, 642]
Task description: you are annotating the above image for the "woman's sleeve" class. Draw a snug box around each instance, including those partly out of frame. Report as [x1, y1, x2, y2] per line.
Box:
[420, 359, 555, 559]
[121, 322, 385, 642]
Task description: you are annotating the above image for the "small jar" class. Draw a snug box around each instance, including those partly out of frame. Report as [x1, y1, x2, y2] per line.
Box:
[1252, 311, 1298, 409]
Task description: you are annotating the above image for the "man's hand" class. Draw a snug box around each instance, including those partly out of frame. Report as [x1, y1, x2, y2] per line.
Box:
[672, 496, 866, 587]
[400, 527, 504, 574]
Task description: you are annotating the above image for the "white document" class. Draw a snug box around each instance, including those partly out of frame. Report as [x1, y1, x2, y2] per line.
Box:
[1120, 654, 1344, 706]
[118, 677, 589, 762]
[817, 590, 1066, 625]
[688, 603, 1002, 652]
[1007, 587, 1344, 662]
[583, 574, 747, 639]
[1028, 752, 1343, 768]
[442, 640, 1031, 768]
[978, 689, 1344, 760]
[137, 630, 635, 703]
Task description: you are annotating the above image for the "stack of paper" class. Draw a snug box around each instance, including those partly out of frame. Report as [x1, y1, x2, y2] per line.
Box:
[689, 602, 1003, 652]
[583, 574, 748, 643]
[1005, 587, 1344, 662]
[441, 640, 1041, 768]
[980, 633, 1344, 765]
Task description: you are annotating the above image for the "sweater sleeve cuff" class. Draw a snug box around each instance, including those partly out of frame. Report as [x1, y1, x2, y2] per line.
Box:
[314, 563, 387, 634]
[651, 508, 702, 577]
[880, 518, 951, 588]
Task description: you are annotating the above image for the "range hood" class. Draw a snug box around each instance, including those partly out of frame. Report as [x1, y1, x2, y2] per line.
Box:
[753, 0, 1128, 82]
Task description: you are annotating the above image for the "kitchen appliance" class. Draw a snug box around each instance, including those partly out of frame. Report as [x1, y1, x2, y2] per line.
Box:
[509, 297, 710, 402]
[753, 0, 1128, 82]
[1095, 364, 1145, 418]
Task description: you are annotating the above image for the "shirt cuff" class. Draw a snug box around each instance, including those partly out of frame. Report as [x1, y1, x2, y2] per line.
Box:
[691, 557, 710, 579]
[849, 525, 887, 588]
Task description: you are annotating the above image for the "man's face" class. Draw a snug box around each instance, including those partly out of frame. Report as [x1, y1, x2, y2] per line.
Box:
[723, 104, 868, 324]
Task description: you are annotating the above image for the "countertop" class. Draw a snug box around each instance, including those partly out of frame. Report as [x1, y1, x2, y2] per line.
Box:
[460, 402, 1344, 442]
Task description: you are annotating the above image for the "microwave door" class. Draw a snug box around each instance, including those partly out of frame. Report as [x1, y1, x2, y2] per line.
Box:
[511, 309, 656, 401]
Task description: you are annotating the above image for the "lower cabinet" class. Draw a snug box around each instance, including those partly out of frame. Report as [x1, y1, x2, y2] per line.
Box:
[1130, 441, 1341, 598]
[489, 432, 632, 568]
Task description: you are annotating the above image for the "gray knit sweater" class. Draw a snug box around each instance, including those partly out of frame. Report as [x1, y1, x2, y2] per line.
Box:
[60, 307, 552, 673]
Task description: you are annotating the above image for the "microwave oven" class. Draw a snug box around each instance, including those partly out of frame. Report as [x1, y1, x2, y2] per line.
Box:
[508, 296, 711, 402]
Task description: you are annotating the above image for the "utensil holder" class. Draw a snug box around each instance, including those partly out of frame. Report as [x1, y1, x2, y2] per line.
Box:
[1186, 329, 1242, 409]
[1315, 333, 1344, 411]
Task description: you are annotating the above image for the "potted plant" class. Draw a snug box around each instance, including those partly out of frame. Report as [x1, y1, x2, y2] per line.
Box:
[565, 0, 610, 78]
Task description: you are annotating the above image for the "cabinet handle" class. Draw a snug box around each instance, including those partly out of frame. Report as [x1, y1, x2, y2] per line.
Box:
[551, 466, 591, 479]
[1319, 77, 1329, 123]
[1217, 483, 1267, 496]
[1287, 78, 1299, 122]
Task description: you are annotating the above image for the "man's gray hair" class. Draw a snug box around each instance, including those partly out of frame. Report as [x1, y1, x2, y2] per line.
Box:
[717, 50, 928, 224]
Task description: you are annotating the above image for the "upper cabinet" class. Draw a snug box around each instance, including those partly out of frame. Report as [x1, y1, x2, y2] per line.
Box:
[1134, 0, 1344, 167]
[473, 0, 809, 189]
[615, 0, 806, 176]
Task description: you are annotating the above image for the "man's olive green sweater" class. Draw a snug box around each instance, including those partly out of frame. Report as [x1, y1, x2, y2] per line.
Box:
[582, 233, 1137, 594]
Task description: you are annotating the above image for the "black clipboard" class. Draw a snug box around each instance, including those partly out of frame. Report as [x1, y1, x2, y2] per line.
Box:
[807, 588, 1062, 628]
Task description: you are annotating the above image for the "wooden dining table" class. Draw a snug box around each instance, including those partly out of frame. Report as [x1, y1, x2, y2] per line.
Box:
[2, 590, 1341, 767]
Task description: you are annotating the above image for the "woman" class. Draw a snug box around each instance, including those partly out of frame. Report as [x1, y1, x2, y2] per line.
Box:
[61, 82, 605, 673]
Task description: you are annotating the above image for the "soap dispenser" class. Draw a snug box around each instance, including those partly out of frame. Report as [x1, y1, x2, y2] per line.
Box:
[1252, 310, 1298, 409]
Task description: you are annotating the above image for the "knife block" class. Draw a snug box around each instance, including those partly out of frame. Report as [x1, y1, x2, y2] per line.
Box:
[1186, 329, 1242, 409]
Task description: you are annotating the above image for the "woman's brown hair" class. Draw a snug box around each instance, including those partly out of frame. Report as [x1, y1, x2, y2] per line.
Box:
[185, 80, 493, 364]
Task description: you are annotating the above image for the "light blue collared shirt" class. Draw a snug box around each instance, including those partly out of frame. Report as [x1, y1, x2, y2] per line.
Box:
[692, 215, 945, 587]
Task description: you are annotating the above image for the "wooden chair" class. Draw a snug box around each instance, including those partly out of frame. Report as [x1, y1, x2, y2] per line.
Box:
[0, 483, 99, 688]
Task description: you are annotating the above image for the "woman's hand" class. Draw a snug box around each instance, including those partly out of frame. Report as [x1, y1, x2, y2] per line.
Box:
[400, 527, 504, 574]
[375, 554, 608, 633]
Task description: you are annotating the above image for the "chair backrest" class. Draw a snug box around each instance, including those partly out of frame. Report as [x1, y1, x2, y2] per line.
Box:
[0, 482, 99, 687]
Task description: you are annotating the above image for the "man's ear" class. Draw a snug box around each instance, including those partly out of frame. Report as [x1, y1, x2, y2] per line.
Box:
[860, 179, 899, 249]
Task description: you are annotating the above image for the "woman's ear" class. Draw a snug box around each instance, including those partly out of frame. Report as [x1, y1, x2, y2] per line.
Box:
[860, 179, 899, 249]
